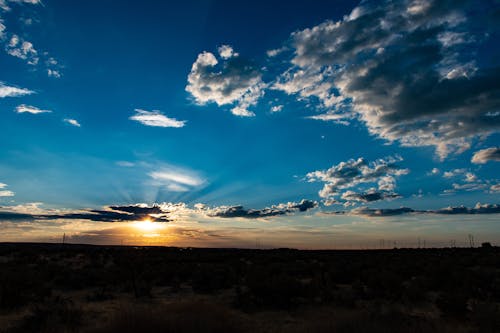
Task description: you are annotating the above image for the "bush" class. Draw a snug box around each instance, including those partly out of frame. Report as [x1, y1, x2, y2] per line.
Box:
[90, 301, 252, 333]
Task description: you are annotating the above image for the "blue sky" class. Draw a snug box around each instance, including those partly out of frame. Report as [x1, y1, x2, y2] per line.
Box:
[0, 0, 499, 247]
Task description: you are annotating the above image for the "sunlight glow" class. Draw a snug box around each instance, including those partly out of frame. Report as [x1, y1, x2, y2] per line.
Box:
[133, 218, 163, 232]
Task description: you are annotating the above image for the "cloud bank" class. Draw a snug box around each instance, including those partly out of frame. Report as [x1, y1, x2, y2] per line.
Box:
[273, 0, 500, 159]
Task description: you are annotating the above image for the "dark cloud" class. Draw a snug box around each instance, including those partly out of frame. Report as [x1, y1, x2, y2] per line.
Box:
[332, 203, 500, 216]
[209, 199, 318, 219]
[471, 147, 500, 164]
[0, 205, 170, 223]
[434, 203, 500, 214]
[107, 205, 163, 215]
[350, 207, 416, 217]
[276, 0, 500, 159]
[0, 211, 35, 220]
[209, 205, 288, 218]
[341, 190, 401, 203]
[289, 199, 318, 212]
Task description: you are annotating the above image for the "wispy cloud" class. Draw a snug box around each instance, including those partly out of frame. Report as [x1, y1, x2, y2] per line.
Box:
[0, 0, 42, 12]
[15, 104, 51, 114]
[0, 81, 34, 98]
[149, 166, 205, 192]
[64, 118, 81, 127]
[130, 109, 186, 128]
[472, 147, 500, 164]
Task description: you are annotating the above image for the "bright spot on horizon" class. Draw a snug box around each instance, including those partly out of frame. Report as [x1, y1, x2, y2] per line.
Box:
[133, 218, 164, 233]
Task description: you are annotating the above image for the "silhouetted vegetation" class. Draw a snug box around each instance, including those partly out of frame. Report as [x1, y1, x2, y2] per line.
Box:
[0, 243, 499, 332]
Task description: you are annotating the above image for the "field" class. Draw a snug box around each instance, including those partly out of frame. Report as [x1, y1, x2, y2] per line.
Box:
[0, 243, 499, 332]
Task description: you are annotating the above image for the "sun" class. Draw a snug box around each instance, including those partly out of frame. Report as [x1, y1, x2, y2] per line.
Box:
[134, 218, 162, 232]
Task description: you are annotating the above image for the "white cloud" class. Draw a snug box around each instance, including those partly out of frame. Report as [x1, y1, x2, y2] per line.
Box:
[266, 47, 287, 57]
[149, 166, 205, 192]
[471, 147, 500, 164]
[0, 0, 41, 11]
[273, 0, 499, 159]
[428, 168, 440, 175]
[218, 45, 238, 59]
[465, 172, 477, 183]
[64, 118, 81, 127]
[270, 105, 283, 113]
[443, 168, 466, 178]
[306, 113, 351, 125]
[47, 69, 61, 78]
[6, 34, 39, 65]
[306, 156, 408, 205]
[15, 104, 51, 114]
[185, 47, 265, 117]
[0, 20, 5, 37]
[441, 168, 496, 194]
[0, 81, 34, 98]
[116, 161, 135, 167]
[130, 109, 186, 128]
[0, 182, 14, 197]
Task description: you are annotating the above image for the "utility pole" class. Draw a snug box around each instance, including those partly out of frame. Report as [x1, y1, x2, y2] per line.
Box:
[468, 234, 475, 248]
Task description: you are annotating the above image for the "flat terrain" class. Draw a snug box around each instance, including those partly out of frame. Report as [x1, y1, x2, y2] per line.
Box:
[0, 243, 499, 332]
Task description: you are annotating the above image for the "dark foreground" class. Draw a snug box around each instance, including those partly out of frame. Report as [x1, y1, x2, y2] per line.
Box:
[0, 243, 499, 333]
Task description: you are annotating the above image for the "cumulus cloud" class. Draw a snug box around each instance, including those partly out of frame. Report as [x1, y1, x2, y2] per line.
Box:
[0, 81, 34, 98]
[47, 69, 61, 78]
[270, 105, 283, 113]
[206, 199, 318, 219]
[443, 168, 467, 178]
[440, 168, 495, 194]
[341, 202, 500, 217]
[15, 104, 51, 114]
[341, 189, 401, 203]
[435, 203, 500, 215]
[64, 118, 81, 127]
[0, 182, 14, 197]
[471, 147, 500, 164]
[5, 34, 38, 65]
[0, 203, 171, 223]
[349, 207, 415, 217]
[186, 47, 265, 117]
[217, 45, 238, 59]
[273, 0, 500, 159]
[130, 109, 186, 128]
[0, 200, 318, 222]
[306, 156, 408, 205]
[428, 168, 440, 175]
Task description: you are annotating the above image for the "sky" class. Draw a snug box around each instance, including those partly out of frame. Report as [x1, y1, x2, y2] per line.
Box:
[0, 0, 499, 248]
